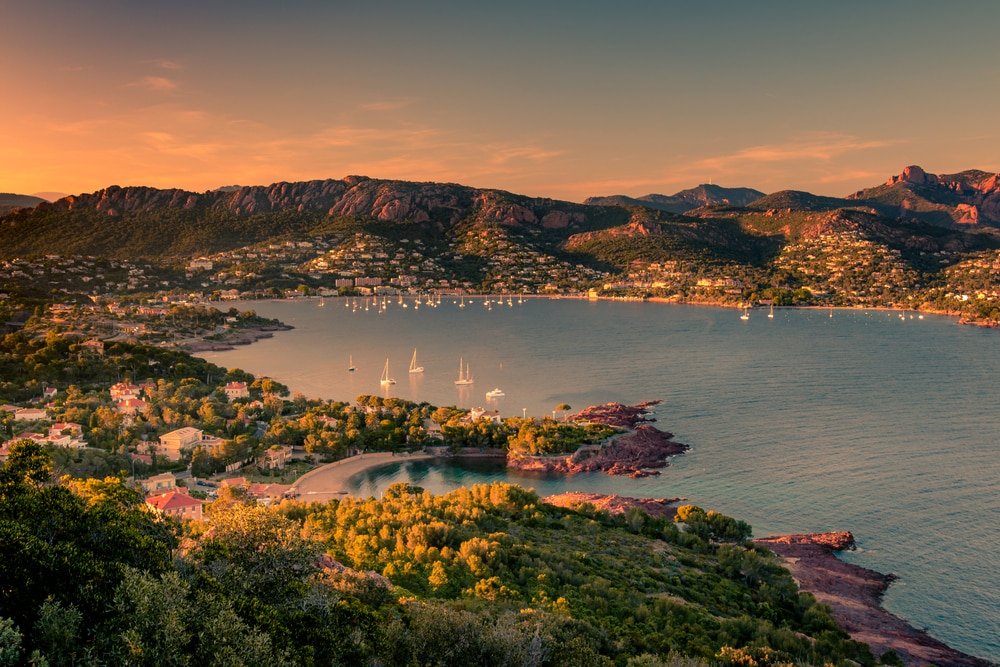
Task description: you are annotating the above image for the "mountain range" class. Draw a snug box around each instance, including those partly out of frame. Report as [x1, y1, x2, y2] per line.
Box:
[0, 192, 46, 215]
[0, 165, 998, 267]
[584, 184, 766, 213]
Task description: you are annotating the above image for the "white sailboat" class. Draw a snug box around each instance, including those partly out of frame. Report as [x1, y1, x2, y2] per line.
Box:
[740, 306, 750, 321]
[409, 349, 424, 374]
[348, 355, 356, 372]
[379, 359, 395, 386]
[454, 357, 474, 385]
[767, 304, 774, 319]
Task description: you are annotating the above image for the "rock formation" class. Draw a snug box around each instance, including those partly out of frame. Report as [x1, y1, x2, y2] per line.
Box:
[755, 532, 992, 667]
[542, 492, 682, 519]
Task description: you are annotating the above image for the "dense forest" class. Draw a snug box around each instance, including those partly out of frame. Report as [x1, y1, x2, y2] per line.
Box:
[0, 443, 884, 666]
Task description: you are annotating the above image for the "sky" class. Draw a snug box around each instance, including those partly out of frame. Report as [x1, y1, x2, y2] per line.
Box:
[2, 0, 999, 201]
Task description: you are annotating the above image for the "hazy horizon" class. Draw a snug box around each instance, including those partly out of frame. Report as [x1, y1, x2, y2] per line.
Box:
[3, 0, 999, 201]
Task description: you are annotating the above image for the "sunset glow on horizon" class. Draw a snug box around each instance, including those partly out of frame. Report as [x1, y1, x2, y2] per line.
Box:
[3, 0, 999, 201]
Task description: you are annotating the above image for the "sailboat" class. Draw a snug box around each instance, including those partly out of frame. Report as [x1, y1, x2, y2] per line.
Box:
[348, 355, 356, 372]
[379, 359, 395, 386]
[454, 358, 474, 385]
[408, 349, 424, 374]
[740, 306, 750, 321]
[459, 296, 466, 309]
[829, 306, 834, 318]
[767, 304, 774, 319]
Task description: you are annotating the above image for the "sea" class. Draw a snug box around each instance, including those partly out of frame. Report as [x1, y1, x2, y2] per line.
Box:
[199, 297, 1000, 662]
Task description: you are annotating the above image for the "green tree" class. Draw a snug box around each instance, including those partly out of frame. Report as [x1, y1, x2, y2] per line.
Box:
[0, 618, 23, 667]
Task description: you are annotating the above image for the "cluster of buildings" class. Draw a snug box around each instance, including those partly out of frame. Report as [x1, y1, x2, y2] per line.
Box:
[187, 239, 333, 287]
[774, 231, 921, 305]
[1, 393, 93, 462]
[303, 232, 462, 293]
[140, 469, 297, 523]
[455, 228, 607, 293]
[0, 421, 87, 462]
[109, 381, 153, 418]
[1, 255, 166, 298]
[933, 249, 1000, 305]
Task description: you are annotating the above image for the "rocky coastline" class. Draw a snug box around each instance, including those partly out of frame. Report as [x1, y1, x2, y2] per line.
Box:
[540, 495, 993, 667]
[507, 401, 690, 478]
[755, 532, 993, 667]
[179, 323, 294, 352]
[542, 492, 683, 519]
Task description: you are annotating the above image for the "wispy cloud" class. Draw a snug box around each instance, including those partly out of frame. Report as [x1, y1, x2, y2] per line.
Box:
[486, 145, 565, 165]
[141, 131, 223, 159]
[818, 169, 882, 184]
[359, 99, 415, 112]
[555, 133, 907, 199]
[311, 124, 445, 149]
[148, 58, 183, 70]
[695, 133, 898, 172]
[128, 76, 178, 92]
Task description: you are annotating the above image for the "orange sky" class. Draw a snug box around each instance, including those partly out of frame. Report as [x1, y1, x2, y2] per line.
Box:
[2, 1, 998, 201]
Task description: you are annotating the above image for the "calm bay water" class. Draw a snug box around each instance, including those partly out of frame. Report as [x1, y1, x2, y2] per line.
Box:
[201, 297, 1000, 661]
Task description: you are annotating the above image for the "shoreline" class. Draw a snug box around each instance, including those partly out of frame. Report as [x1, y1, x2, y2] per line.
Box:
[291, 451, 433, 501]
[176, 323, 294, 353]
[755, 532, 993, 667]
[212, 293, 984, 327]
[284, 455, 995, 664]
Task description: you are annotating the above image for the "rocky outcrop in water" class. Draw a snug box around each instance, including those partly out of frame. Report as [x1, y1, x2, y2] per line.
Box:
[508, 401, 688, 478]
[542, 492, 682, 519]
[569, 400, 662, 429]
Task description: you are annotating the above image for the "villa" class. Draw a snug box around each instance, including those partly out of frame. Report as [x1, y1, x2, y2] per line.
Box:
[145, 491, 204, 521]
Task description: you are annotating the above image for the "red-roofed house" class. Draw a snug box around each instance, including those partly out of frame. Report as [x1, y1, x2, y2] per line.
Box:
[224, 381, 250, 401]
[49, 422, 83, 437]
[220, 477, 249, 489]
[1, 434, 45, 462]
[157, 427, 203, 461]
[260, 445, 293, 470]
[46, 423, 87, 449]
[145, 491, 204, 521]
[140, 472, 177, 496]
[247, 483, 295, 505]
[13, 408, 48, 422]
[110, 382, 140, 401]
[467, 407, 503, 424]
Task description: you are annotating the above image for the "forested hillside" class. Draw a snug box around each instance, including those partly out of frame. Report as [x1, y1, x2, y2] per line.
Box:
[0, 444, 878, 666]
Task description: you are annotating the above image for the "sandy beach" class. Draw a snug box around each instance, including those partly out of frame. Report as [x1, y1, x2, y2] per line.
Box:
[292, 451, 433, 501]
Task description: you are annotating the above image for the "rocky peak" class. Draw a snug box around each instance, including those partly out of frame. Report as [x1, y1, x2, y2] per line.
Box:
[887, 165, 930, 186]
